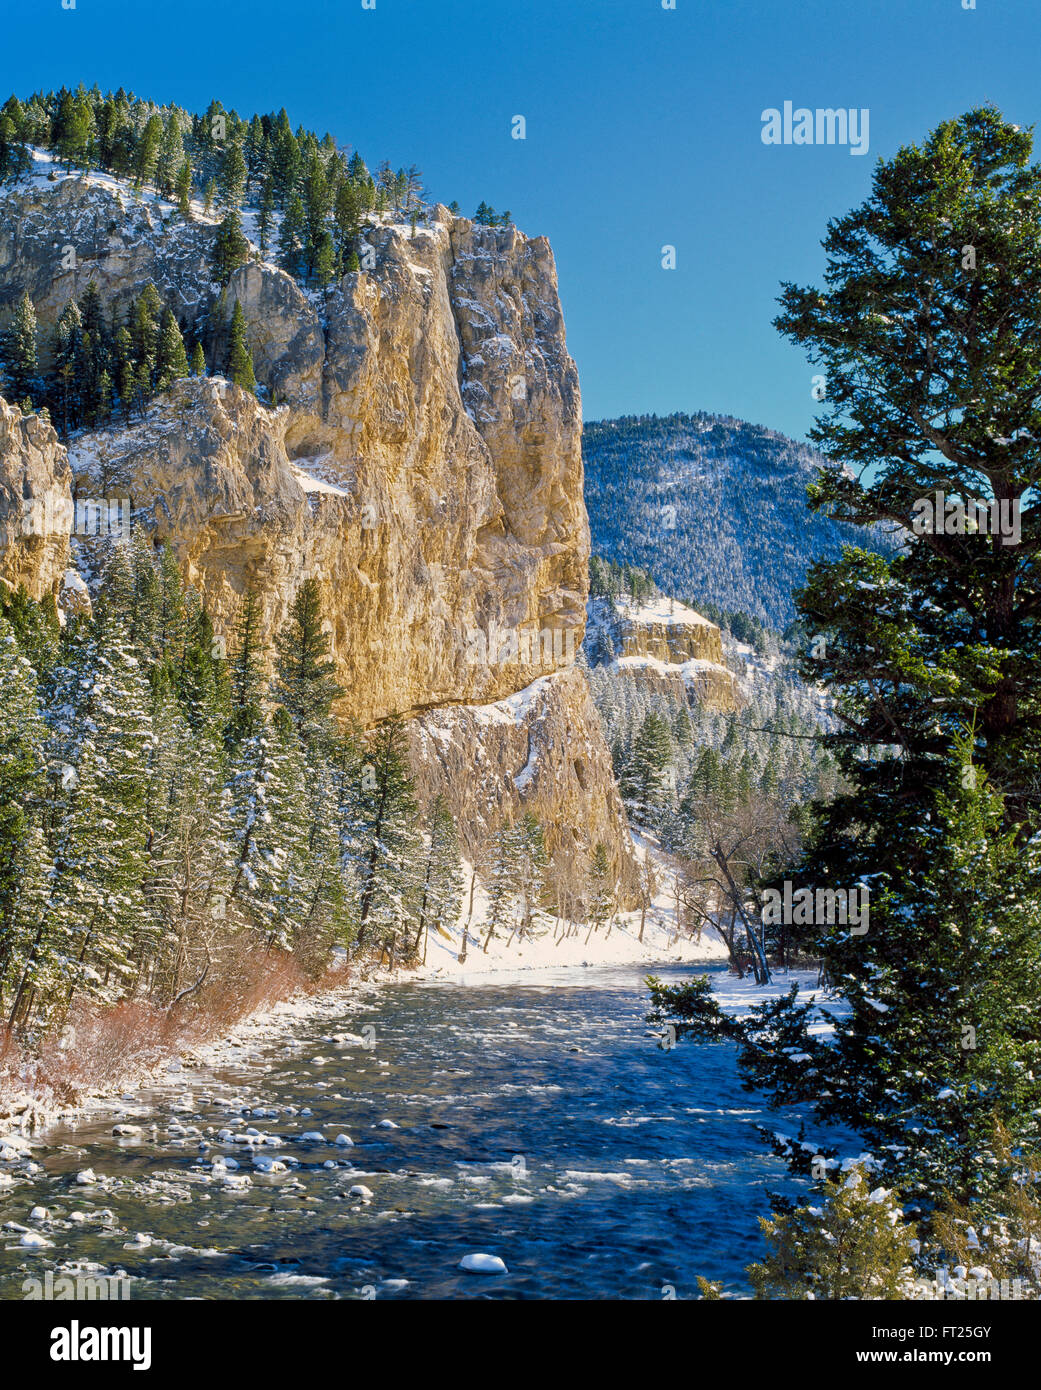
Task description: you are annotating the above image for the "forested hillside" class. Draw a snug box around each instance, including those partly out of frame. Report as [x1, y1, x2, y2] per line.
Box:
[583, 411, 894, 629]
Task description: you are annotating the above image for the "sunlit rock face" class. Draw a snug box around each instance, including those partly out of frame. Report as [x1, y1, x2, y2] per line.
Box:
[0, 182, 634, 895]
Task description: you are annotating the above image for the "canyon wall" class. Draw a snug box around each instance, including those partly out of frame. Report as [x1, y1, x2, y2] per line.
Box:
[0, 174, 637, 897]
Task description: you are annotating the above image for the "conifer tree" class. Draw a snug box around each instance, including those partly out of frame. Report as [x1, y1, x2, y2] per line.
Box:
[483, 818, 520, 952]
[257, 175, 275, 257]
[277, 194, 306, 277]
[225, 589, 266, 750]
[353, 717, 421, 956]
[134, 112, 163, 188]
[410, 796, 463, 961]
[0, 620, 52, 1021]
[226, 300, 256, 392]
[155, 306, 189, 390]
[50, 299, 81, 432]
[587, 842, 614, 935]
[212, 208, 249, 285]
[737, 1167, 916, 1301]
[217, 136, 247, 210]
[175, 157, 193, 217]
[5, 290, 39, 406]
[272, 576, 343, 752]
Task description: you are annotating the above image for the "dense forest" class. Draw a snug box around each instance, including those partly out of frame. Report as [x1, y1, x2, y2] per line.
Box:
[583, 411, 897, 629]
[0, 543, 575, 1045]
[582, 558, 838, 973]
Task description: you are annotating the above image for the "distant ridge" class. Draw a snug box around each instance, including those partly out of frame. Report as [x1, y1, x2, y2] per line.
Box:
[583, 410, 889, 630]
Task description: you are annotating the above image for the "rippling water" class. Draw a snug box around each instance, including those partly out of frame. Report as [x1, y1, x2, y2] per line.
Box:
[0, 962, 839, 1300]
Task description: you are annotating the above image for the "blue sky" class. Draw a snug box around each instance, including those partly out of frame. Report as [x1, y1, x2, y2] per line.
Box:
[4, 0, 1039, 440]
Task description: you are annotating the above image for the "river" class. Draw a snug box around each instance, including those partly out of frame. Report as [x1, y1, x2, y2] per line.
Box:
[0, 962, 838, 1300]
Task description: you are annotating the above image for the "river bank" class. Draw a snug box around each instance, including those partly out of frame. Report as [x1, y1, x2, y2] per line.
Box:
[0, 866, 727, 1144]
[0, 960, 827, 1299]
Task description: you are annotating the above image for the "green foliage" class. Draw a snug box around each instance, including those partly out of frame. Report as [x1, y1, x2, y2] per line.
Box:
[226, 299, 256, 391]
[0, 557, 458, 1036]
[746, 1167, 917, 1301]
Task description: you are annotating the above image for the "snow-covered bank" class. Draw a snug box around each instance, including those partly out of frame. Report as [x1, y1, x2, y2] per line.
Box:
[1, 836, 731, 1139]
[416, 832, 729, 980]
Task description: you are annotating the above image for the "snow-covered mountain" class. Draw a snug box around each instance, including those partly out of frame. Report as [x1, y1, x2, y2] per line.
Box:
[583, 411, 888, 630]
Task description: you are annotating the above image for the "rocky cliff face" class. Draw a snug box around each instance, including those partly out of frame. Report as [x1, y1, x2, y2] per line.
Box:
[0, 396, 72, 601]
[0, 173, 635, 895]
[585, 595, 742, 712]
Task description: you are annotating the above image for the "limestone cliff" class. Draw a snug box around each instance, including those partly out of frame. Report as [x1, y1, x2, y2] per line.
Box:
[0, 173, 635, 895]
[0, 396, 71, 601]
[585, 595, 742, 712]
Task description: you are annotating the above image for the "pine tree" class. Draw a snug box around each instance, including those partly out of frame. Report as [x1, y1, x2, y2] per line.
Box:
[587, 842, 613, 936]
[49, 299, 82, 433]
[217, 136, 247, 210]
[155, 306, 189, 390]
[333, 177, 361, 260]
[175, 157, 193, 217]
[225, 589, 266, 750]
[410, 796, 463, 961]
[313, 231, 337, 290]
[257, 175, 275, 258]
[226, 299, 256, 392]
[189, 341, 206, 377]
[0, 110, 31, 185]
[211, 209, 249, 286]
[741, 1166, 917, 1301]
[270, 111, 301, 208]
[272, 576, 343, 752]
[131, 283, 163, 383]
[277, 194, 306, 277]
[154, 112, 185, 197]
[512, 811, 547, 940]
[134, 112, 163, 188]
[302, 153, 331, 275]
[352, 717, 421, 957]
[35, 551, 154, 1018]
[0, 619, 52, 1023]
[621, 711, 674, 823]
[483, 818, 520, 952]
[5, 290, 39, 406]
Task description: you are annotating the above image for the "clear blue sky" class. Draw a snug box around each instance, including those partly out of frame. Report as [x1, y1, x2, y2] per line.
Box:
[3, 0, 1039, 441]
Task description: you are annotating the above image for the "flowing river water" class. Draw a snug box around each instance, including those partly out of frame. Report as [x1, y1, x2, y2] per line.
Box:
[0, 962, 839, 1300]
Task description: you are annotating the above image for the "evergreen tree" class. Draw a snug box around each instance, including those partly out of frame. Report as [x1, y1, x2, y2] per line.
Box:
[257, 175, 275, 257]
[134, 111, 163, 188]
[734, 1167, 916, 1301]
[155, 306, 189, 390]
[189, 341, 206, 377]
[0, 619, 52, 1023]
[224, 589, 266, 751]
[587, 842, 614, 934]
[352, 717, 421, 957]
[483, 818, 520, 951]
[5, 290, 39, 406]
[217, 136, 247, 210]
[272, 576, 343, 752]
[621, 711, 674, 822]
[175, 157, 193, 217]
[277, 193, 306, 277]
[154, 112, 185, 197]
[226, 299, 256, 392]
[211, 208, 249, 285]
[410, 795, 463, 961]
